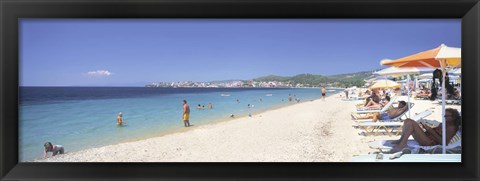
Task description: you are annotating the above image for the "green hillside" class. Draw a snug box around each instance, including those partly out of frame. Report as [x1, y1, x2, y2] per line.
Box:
[253, 70, 376, 88]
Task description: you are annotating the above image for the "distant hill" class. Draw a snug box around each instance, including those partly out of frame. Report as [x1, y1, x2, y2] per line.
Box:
[253, 75, 291, 82]
[330, 70, 379, 79]
[253, 70, 378, 87]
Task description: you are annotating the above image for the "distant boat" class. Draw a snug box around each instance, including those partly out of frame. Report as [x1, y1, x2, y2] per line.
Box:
[327, 90, 335, 92]
[221, 94, 231, 97]
[265, 94, 273, 96]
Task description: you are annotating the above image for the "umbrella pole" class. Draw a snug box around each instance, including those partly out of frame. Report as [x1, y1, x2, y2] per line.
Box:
[407, 75, 411, 118]
[441, 60, 447, 154]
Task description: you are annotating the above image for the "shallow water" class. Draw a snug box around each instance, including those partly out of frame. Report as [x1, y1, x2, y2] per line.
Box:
[19, 87, 340, 161]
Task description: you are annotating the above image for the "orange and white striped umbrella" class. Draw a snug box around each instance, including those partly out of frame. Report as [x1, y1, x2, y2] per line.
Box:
[380, 44, 461, 154]
[381, 44, 461, 69]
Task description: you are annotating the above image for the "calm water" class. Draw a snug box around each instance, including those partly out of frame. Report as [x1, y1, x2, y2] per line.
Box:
[19, 87, 340, 161]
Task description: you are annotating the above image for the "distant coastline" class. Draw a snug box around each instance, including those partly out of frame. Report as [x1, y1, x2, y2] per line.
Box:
[146, 72, 375, 88]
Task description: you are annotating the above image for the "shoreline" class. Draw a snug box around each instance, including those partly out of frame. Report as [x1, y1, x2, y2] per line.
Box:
[22, 87, 336, 161]
[31, 92, 337, 162]
[36, 92, 460, 162]
[37, 92, 362, 162]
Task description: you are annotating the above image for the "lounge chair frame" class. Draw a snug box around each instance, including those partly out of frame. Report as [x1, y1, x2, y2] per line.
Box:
[356, 108, 432, 137]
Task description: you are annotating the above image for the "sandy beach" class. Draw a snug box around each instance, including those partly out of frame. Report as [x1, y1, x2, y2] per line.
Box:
[38, 92, 460, 162]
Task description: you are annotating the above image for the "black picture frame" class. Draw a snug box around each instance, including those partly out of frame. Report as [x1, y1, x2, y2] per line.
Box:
[1, 0, 479, 180]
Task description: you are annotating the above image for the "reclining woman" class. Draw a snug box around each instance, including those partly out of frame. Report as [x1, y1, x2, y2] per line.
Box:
[371, 100, 408, 122]
[352, 100, 407, 120]
[416, 89, 431, 100]
[364, 95, 391, 110]
[392, 108, 461, 149]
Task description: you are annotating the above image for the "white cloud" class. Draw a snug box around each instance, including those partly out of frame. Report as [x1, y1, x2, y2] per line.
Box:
[86, 70, 113, 76]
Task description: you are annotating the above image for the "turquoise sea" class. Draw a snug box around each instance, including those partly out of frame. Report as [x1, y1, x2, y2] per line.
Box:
[19, 87, 340, 161]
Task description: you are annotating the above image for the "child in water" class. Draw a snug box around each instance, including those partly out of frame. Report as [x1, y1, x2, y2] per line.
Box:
[117, 112, 125, 126]
[43, 142, 64, 159]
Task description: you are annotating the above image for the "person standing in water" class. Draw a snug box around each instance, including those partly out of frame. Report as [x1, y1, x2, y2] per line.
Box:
[321, 86, 327, 101]
[117, 112, 124, 126]
[182, 100, 191, 127]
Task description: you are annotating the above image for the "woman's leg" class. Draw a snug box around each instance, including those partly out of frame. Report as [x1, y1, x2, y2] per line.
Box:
[393, 119, 433, 148]
[372, 113, 380, 122]
[367, 104, 381, 109]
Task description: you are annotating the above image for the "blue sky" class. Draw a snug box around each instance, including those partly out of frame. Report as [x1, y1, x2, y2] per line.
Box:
[20, 19, 461, 86]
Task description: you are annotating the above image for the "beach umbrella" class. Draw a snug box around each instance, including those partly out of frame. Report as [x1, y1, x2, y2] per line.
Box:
[375, 66, 420, 119]
[419, 78, 432, 83]
[451, 68, 461, 76]
[381, 44, 461, 154]
[414, 76, 419, 91]
[364, 75, 394, 83]
[419, 73, 433, 79]
[369, 79, 401, 89]
[374, 67, 420, 77]
[364, 74, 376, 83]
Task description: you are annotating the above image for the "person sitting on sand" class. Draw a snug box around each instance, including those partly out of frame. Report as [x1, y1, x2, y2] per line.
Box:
[230, 114, 235, 118]
[43, 142, 64, 159]
[371, 101, 408, 122]
[117, 112, 124, 125]
[392, 108, 461, 149]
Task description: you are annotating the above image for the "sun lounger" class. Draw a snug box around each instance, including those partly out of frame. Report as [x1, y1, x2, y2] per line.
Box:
[354, 102, 416, 123]
[355, 109, 432, 136]
[367, 129, 461, 153]
[342, 97, 365, 101]
[438, 99, 461, 105]
[352, 154, 461, 162]
[353, 97, 397, 114]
